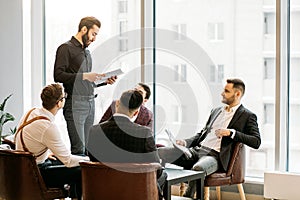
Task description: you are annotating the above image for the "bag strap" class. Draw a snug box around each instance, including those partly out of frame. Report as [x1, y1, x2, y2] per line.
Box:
[15, 108, 50, 158]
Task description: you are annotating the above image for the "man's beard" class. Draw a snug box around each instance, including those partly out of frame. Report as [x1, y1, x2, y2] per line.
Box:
[82, 32, 89, 48]
[222, 95, 235, 105]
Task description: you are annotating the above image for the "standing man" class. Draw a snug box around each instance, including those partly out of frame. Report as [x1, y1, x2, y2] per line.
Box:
[54, 16, 116, 155]
[100, 82, 153, 130]
[158, 78, 261, 197]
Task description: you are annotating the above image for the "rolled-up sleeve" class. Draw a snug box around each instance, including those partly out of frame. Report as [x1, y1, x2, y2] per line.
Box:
[42, 124, 89, 167]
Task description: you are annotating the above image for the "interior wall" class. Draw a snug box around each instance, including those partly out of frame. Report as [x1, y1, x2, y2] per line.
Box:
[0, 0, 24, 134]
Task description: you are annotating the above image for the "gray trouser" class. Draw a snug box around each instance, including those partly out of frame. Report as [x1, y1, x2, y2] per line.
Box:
[158, 146, 219, 197]
[63, 97, 95, 155]
[158, 146, 219, 175]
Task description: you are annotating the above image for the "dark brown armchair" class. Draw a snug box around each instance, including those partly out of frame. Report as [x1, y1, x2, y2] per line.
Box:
[1, 137, 15, 150]
[80, 161, 161, 200]
[0, 149, 67, 200]
[204, 142, 246, 200]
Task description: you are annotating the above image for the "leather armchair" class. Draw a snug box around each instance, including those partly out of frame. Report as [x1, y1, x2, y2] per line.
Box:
[1, 137, 15, 150]
[0, 149, 67, 200]
[204, 142, 246, 200]
[80, 161, 161, 200]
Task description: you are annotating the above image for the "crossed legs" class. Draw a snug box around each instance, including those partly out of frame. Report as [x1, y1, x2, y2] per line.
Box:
[158, 146, 219, 198]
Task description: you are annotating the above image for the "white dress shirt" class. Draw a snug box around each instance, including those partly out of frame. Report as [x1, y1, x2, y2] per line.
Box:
[201, 104, 240, 152]
[15, 107, 89, 167]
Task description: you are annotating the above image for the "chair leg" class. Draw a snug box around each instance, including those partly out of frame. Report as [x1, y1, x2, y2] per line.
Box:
[204, 187, 209, 200]
[237, 183, 246, 200]
[216, 186, 221, 200]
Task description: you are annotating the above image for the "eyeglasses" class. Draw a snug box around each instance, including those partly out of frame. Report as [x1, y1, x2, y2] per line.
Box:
[57, 93, 68, 103]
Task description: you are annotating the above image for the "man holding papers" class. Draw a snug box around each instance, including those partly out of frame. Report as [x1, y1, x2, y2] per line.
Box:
[54, 16, 117, 155]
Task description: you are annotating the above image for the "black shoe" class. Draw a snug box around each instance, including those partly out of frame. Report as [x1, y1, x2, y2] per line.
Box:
[183, 180, 196, 198]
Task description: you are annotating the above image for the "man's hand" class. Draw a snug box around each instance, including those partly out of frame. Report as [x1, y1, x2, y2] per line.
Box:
[215, 129, 231, 139]
[48, 153, 57, 160]
[83, 72, 104, 82]
[105, 75, 117, 85]
[176, 139, 186, 146]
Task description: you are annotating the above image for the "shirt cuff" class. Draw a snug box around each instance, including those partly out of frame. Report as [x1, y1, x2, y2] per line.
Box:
[229, 129, 236, 139]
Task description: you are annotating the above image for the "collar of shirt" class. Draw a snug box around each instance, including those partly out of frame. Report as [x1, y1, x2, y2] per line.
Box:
[224, 103, 241, 113]
[130, 107, 141, 122]
[71, 36, 84, 48]
[113, 113, 132, 121]
[40, 107, 55, 122]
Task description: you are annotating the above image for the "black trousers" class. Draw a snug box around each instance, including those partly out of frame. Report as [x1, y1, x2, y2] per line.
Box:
[38, 159, 82, 199]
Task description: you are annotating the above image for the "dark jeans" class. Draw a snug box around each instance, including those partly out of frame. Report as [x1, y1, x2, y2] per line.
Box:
[38, 159, 82, 199]
[64, 97, 95, 155]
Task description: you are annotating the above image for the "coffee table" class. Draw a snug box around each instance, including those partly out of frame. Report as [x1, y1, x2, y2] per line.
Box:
[165, 168, 205, 200]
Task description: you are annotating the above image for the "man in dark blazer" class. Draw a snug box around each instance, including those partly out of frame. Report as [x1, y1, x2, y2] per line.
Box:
[99, 82, 153, 130]
[87, 89, 166, 199]
[158, 78, 261, 197]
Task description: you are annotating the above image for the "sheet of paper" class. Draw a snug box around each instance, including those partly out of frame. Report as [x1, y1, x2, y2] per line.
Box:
[165, 129, 192, 159]
[94, 68, 124, 84]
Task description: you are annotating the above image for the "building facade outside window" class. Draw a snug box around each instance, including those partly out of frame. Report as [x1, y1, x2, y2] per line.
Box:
[208, 22, 224, 41]
[174, 64, 187, 82]
[210, 64, 224, 83]
[288, 0, 300, 172]
[172, 24, 187, 40]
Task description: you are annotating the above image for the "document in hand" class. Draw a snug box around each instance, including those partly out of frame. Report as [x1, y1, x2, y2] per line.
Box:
[94, 68, 124, 84]
[165, 129, 192, 159]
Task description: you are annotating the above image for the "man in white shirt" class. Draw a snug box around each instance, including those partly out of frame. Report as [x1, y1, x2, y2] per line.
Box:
[158, 78, 261, 197]
[15, 83, 89, 200]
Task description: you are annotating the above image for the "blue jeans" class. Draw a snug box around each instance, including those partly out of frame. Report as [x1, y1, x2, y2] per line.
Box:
[63, 97, 95, 155]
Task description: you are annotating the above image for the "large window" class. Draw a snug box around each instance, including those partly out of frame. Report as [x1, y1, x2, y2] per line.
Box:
[34, 0, 299, 181]
[155, 0, 276, 178]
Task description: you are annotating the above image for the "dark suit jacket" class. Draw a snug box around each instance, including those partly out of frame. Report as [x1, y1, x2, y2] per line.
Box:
[185, 104, 261, 171]
[88, 115, 160, 163]
[100, 101, 153, 131]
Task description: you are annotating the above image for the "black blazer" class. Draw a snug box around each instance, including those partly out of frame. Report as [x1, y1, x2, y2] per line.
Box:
[185, 105, 261, 171]
[87, 116, 160, 164]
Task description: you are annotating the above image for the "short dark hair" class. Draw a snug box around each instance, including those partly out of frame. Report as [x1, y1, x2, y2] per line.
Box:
[226, 78, 245, 96]
[78, 16, 101, 32]
[41, 84, 63, 110]
[138, 82, 151, 99]
[120, 90, 143, 111]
